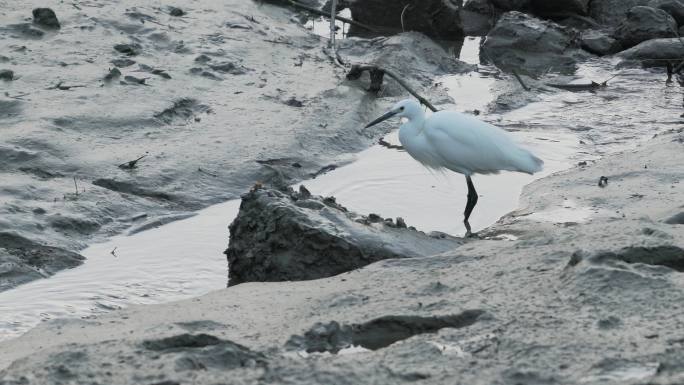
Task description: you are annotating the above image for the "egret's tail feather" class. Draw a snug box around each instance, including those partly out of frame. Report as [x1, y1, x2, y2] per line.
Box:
[525, 152, 544, 174]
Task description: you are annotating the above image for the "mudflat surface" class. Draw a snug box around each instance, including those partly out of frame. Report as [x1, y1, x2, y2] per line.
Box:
[1, 133, 682, 384]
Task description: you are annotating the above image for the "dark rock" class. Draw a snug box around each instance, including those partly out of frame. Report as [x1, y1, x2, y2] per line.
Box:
[287, 311, 485, 353]
[589, 0, 652, 26]
[194, 54, 212, 63]
[111, 58, 136, 67]
[650, 0, 684, 25]
[152, 69, 171, 79]
[529, 0, 590, 16]
[664, 212, 684, 224]
[555, 14, 601, 29]
[169, 7, 185, 17]
[193, 69, 221, 80]
[142, 334, 266, 371]
[123, 75, 147, 85]
[482, 11, 588, 74]
[0, 69, 14, 81]
[208, 62, 249, 75]
[285, 321, 353, 353]
[103, 67, 121, 82]
[614, 6, 677, 49]
[460, 0, 496, 36]
[490, 0, 529, 11]
[338, 33, 475, 91]
[580, 30, 621, 55]
[114, 43, 142, 56]
[153, 98, 210, 124]
[32, 8, 60, 29]
[618, 37, 684, 65]
[143, 334, 222, 351]
[284, 97, 304, 107]
[348, 0, 464, 39]
[225, 186, 463, 286]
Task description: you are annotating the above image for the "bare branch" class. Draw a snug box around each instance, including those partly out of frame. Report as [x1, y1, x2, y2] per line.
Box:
[347, 65, 438, 112]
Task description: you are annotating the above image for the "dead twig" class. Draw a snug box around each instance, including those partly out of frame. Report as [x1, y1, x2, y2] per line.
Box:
[599, 73, 618, 85]
[118, 154, 147, 170]
[329, 0, 337, 49]
[47, 81, 86, 91]
[73, 176, 79, 196]
[326, 0, 345, 68]
[400, 4, 412, 33]
[546, 73, 618, 91]
[379, 137, 404, 150]
[347, 65, 438, 112]
[546, 81, 603, 91]
[512, 70, 531, 91]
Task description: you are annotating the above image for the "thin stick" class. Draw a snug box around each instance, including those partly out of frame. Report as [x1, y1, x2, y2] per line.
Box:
[329, 0, 337, 49]
[379, 137, 404, 150]
[600, 73, 618, 85]
[347, 65, 438, 112]
[512, 70, 531, 91]
[73, 176, 79, 196]
[400, 4, 411, 32]
[118, 154, 147, 169]
[285, 0, 378, 32]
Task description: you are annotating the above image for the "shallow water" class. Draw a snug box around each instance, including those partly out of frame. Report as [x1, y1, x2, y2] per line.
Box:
[1, 31, 682, 341]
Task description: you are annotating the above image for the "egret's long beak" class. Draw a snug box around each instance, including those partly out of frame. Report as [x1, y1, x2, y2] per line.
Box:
[365, 109, 399, 128]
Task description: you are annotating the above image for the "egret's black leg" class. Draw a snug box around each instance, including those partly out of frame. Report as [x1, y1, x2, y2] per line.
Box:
[463, 175, 479, 237]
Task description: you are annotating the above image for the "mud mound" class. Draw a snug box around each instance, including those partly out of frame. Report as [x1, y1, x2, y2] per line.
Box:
[153, 98, 211, 124]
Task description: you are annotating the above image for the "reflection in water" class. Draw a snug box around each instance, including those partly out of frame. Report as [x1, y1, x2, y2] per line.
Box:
[304, 130, 578, 236]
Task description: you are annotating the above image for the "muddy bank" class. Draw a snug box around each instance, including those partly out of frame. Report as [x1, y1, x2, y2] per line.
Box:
[1, 130, 682, 384]
[0, 0, 469, 291]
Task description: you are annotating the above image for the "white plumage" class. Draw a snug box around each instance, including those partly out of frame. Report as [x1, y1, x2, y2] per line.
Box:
[365, 99, 543, 236]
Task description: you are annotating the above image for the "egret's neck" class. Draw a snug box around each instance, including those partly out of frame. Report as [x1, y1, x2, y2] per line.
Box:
[399, 114, 426, 137]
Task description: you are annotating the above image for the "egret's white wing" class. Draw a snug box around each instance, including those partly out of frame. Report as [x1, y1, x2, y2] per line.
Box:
[424, 111, 542, 175]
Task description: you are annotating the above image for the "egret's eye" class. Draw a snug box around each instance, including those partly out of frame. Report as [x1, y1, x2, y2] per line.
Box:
[400, 106, 405, 111]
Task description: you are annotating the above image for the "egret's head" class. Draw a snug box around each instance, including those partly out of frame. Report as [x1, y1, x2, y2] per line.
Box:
[365, 99, 423, 128]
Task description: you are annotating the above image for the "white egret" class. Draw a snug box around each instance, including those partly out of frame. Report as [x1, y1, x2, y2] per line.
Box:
[365, 99, 543, 237]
